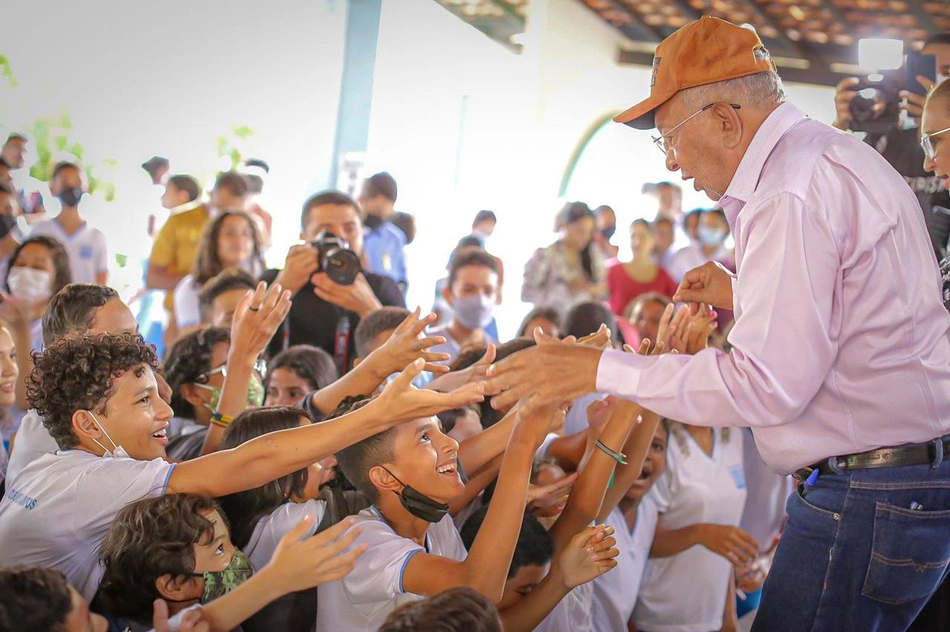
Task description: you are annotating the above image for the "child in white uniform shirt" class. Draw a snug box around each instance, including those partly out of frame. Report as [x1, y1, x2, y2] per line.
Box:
[0, 291, 481, 602]
[590, 420, 669, 632]
[633, 422, 753, 632]
[315, 397, 562, 632]
[5, 284, 137, 485]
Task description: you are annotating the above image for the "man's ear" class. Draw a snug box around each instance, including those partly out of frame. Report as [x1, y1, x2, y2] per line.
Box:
[369, 465, 402, 496]
[441, 285, 454, 307]
[72, 410, 102, 442]
[155, 574, 198, 602]
[716, 103, 743, 149]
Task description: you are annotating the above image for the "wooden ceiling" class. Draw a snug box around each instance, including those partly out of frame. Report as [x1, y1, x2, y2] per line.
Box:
[432, 0, 949, 86]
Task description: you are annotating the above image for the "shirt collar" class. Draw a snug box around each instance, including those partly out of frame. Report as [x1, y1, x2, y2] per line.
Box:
[720, 102, 806, 224]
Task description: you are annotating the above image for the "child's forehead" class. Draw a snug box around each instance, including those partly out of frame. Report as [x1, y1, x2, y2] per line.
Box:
[396, 416, 442, 438]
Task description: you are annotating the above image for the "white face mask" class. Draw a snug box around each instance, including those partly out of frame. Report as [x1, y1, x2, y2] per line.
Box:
[86, 410, 130, 459]
[8, 267, 52, 302]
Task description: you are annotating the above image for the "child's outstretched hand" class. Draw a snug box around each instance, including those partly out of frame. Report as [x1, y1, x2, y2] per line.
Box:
[556, 523, 619, 589]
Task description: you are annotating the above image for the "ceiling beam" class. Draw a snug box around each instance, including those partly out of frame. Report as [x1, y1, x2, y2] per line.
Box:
[593, 0, 665, 42]
[618, 48, 851, 88]
[902, 0, 939, 35]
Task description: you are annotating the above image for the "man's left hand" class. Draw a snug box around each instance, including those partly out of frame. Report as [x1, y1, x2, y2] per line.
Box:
[483, 329, 603, 411]
[312, 272, 383, 317]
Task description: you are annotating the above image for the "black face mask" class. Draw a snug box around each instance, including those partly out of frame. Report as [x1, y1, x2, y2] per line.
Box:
[57, 186, 83, 208]
[381, 466, 449, 523]
[600, 226, 616, 240]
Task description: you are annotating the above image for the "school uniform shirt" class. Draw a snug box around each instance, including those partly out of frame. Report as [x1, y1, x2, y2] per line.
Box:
[534, 582, 594, 632]
[0, 450, 175, 601]
[4, 409, 58, 485]
[591, 498, 660, 632]
[172, 274, 202, 329]
[30, 219, 109, 284]
[738, 428, 792, 547]
[244, 498, 327, 571]
[315, 506, 467, 632]
[633, 427, 746, 632]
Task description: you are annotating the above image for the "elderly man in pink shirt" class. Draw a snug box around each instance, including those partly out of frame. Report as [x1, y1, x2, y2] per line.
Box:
[485, 17, 950, 632]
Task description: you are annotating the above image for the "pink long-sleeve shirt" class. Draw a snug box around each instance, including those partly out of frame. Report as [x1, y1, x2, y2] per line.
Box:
[596, 102, 950, 474]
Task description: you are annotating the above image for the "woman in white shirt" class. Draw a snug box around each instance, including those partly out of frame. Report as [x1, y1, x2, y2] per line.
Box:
[633, 421, 756, 632]
[173, 210, 264, 335]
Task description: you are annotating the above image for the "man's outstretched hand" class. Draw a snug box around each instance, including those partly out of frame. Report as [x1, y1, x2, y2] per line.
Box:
[482, 328, 602, 412]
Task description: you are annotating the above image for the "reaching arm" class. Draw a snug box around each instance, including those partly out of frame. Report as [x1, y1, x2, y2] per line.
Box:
[457, 404, 518, 475]
[170, 360, 484, 497]
[597, 411, 662, 523]
[548, 400, 640, 553]
[402, 402, 559, 602]
[448, 454, 501, 517]
[199, 282, 291, 456]
[307, 309, 450, 416]
[500, 525, 619, 632]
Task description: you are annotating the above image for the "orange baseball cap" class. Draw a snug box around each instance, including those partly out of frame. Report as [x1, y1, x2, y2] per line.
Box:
[615, 16, 777, 130]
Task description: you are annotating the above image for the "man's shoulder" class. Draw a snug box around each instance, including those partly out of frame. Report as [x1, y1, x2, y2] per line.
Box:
[364, 272, 405, 305]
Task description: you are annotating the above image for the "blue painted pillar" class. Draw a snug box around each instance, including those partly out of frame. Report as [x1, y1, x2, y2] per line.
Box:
[329, 0, 382, 193]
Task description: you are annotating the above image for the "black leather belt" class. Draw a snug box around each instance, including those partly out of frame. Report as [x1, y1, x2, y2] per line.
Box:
[794, 435, 950, 482]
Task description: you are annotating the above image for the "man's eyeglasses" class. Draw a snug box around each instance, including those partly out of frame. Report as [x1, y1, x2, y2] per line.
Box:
[652, 103, 742, 155]
[921, 126, 950, 161]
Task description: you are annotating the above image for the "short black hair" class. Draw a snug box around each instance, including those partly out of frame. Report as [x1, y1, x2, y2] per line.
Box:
[353, 306, 411, 359]
[627, 291, 672, 320]
[563, 301, 618, 341]
[3, 133, 26, 146]
[163, 327, 231, 420]
[436, 405, 479, 435]
[197, 268, 258, 323]
[301, 190, 360, 230]
[42, 283, 119, 346]
[460, 506, 554, 578]
[167, 175, 201, 202]
[99, 494, 222, 623]
[5, 236, 72, 297]
[50, 161, 81, 182]
[141, 156, 169, 179]
[332, 396, 394, 503]
[516, 307, 561, 338]
[472, 210, 496, 228]
[27, 332, 159, 450]
[448, 249, 499, 287]
[220, 407, 313, 548]
[380, 586, 502, 632]
[361, 172, 397, 202]
[212, 171, 249, 198]
[267, 344, 338, 393]
[0, 566, 73, 632]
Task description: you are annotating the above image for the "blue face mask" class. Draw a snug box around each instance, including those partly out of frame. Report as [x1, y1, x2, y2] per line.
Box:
[453, 293, 494, 330]
[697, 226, 726, 247]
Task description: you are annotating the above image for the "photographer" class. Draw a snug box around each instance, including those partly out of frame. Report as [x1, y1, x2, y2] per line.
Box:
[262, 191, 405, 372]
[832, 33, 950, 259]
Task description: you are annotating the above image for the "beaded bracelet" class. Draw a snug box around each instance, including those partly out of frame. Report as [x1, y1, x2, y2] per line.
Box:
[211, 411, 235, 429]
[595, 439, 628, 465]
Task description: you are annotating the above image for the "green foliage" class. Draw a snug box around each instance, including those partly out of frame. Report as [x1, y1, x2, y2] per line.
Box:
[0, 54, 16, 88]
[216, 124, 256, 170]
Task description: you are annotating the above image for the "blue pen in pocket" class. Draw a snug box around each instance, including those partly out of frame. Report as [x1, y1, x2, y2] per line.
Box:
[802, 469, 819, 497]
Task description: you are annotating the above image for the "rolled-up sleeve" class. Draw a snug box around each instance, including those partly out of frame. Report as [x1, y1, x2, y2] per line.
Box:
[596, 193, 839, 428]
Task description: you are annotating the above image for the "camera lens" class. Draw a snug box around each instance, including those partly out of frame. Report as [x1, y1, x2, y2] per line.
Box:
[325, 250, 361, 285]
[850, 88, 884, 124]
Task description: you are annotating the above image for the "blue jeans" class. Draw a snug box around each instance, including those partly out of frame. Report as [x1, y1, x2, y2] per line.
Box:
[753, 458, 950, 632]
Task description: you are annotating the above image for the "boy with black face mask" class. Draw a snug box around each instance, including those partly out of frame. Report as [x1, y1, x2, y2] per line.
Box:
[317, 396, 563, 631]
[30, 162, 109, 286]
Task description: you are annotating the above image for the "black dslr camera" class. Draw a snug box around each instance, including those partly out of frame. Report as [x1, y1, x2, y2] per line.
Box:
[849, 53, 936, 134]
[310, 230, 361, 285]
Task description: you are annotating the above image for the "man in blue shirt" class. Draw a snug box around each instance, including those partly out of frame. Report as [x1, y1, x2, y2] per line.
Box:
[359, 172, 408, 294]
